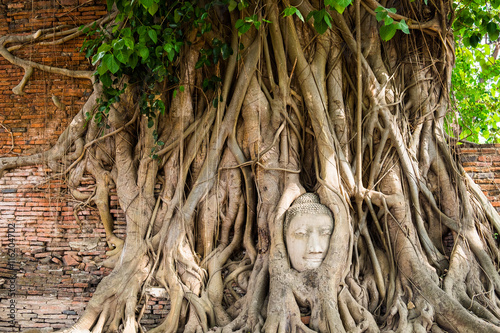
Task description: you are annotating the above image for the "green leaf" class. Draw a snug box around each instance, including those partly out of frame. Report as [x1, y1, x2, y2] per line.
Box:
[324, 12, 332, 27]
[235, 19, 252, 35]
[156, 100, 165, 114]
[314, 19, 329, 34]
[235, 19, 244, 29]
[121, 27, 132, 37]
[174, 42, 183, 53]
[295, 10, 304, 22]
[106, 0, 114, 11]
[376, 10, 387, 22]
[221, 43, 233, 60]
[380, 23, 397, 41]
[140, 0, 153, 8]
[129, 53, 138, 69]
[487, 22, 499, 41]
[469, 33, 481, 48]
[245, 14, 258, 23]
[97, 43, 111, 54]
[384, 17, 394, 26]
[283, 6, 297, 17]
[112, 39, 125, 50]
[164, 43, 173, 53]
[155, 46, 163, 58]
[123, 37, 134, 50]
[195, 56, 206, 69]
[397, 20, 410, 34]
[312, 10, 330, 34]
[92, 51, 106, 65]
[114, 50, 129, 64]
[174, 9, 182, 23]
[97, 62, 108, 75]
[100, 73, 112, 87]
[148, 2, 158, 15]
[238, 0, 249, 10]
[148, 29, 158, 43]
[137, 26, 147, 36]
[139, 46, 150, 60]
[325, 0, 352, 14]
[167, 49, 175, 62]
[283, 6, 304, 22]
[103, 54, 120, 74]
[228, 0, 237, 12]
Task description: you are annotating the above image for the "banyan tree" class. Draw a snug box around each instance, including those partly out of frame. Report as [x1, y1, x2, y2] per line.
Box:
[2, 0, 500, 332]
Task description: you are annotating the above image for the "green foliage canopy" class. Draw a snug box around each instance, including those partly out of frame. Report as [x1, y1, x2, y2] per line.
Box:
[451, 1, 500, 143]
[81, 0, 499, 143]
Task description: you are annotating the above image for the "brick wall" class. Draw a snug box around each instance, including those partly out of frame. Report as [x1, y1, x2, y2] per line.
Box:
[0, 1, 167, 331]
[0, 0, 100, 156]
[3, 155, 500, 332]
[0, 166, 169, 332]
[459, 144, 500, 207]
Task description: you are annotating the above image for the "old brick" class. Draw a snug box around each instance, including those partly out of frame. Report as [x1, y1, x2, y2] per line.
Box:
[51, 257, 62, 265]
[62, 255, 80, 266]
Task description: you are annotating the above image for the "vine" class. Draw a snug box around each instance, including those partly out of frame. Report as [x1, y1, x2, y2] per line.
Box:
[80, 0, 215, 128]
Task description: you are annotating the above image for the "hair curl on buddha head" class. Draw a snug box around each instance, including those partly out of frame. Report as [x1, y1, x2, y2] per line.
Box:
[284, 193, 334, 231]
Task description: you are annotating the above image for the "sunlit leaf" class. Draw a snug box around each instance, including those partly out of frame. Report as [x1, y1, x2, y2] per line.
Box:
[148, 3, 158, 15]
[92, 51, 106, 65]
[398, 20, 410, 34]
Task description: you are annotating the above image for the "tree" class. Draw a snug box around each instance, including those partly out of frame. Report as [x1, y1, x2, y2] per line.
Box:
[2, 0, 500, 332]
[449, 1, 500, 143]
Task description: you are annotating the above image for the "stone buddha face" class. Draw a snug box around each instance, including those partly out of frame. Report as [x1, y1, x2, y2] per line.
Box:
[284, 193, 334, 272]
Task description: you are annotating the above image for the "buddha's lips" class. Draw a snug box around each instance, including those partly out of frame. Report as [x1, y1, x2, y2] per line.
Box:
[303, 257, 324, 261]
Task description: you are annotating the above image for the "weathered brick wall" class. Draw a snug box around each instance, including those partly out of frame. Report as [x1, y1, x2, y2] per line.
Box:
[459, 144, 500, 208]
[0, 166, 121, 331]
[0, 0, 101, 156]
[0, 1, 167, 331]
[3, 154, 500, 333]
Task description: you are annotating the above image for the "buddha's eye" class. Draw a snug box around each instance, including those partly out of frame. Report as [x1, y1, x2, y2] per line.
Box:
[294, 230, 307, 237]
[321, 229, 332, 235]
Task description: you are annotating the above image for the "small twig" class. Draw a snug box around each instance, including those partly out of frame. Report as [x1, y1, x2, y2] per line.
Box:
[0, 123, 16, 154]
[255, 162, 301, 174]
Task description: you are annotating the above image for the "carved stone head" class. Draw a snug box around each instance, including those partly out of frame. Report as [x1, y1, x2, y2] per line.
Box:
[284, 193, 334, 272]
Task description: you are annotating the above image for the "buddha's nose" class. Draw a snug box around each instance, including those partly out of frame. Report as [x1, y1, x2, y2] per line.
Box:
[308, 232, 323, 253]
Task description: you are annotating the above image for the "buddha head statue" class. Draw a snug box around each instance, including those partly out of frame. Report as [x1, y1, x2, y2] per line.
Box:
[284, 193, 334, 272]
